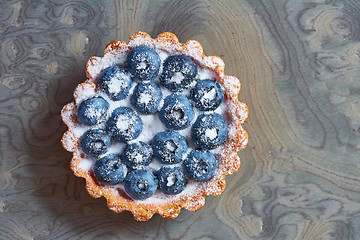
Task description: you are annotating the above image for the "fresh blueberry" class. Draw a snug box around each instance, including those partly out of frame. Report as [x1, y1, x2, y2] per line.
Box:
[159, 55, 197, 92]
[124, 169, 157, 200]
[191, 113, 228, 150]
[94, 154, 127, 185]
[157, 166, 187, 195]
[131, 82, 163, 114]
[98, 65, 133, 101]
[183, 150, 217, 182]
[127, 45, 161, 81]
[152, 131, 188, 164]
[190, 79, 224, 111]
[159, 94, 194, 130]
[77, 97, 109, 126]
[80, 129, 111, 157]
[122, 141, 152, 169]
[105, 107, 142, 142]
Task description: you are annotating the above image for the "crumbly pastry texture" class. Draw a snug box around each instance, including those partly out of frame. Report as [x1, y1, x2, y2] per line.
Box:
[61, 31, 248, 221]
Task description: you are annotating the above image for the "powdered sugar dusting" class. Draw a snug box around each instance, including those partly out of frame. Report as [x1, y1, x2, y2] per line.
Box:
[165, 141, 177, 152]
[137, 61, 147, 70]
[64, 59, 232, 204]
[202, 87, 217, 101]
[197, 67, 216, 80]
[62, 32, 247, 216]
[166, 173, 176, 187]
[84, 106, 102, 120]
[170, 72, 184, 84]
[79, 158, 93, 171]
[106, 74, 128, 94]
[133, 152, 144, 163]
[116, 115, 130, 131]
[73, 83, 96, 104]
[205, 128, 218, 140]
[136, 114, 167, 143]
[138, 93, 153, 104]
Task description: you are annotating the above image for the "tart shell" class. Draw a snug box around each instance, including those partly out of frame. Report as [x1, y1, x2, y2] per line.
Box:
[61, 32, 248, 221]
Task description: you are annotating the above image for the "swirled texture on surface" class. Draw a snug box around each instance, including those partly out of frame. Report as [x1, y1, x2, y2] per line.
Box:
[0, 0, 359, 239]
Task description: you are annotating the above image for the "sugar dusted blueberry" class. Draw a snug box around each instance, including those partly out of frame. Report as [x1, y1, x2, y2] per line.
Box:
[124, 169, 157, 200]
[191, 79, 224, 111]
[127, 45, 161, 81]
[131, 82, 163, 114]
[160, 55, 197, 92]
[191, 113, 228, 150]
[105, 107, 142, 142]
[152, 131, 188, 164]
[94, 154, 127, 185]
[98, 65, 132, 101]
[77, 97, 109, 126]
[157, 166, 187, 195]
[159, 94, 194, 130]
[122, 141, 152, 169]
[183, 150, 217, 182]
[80, 129, 111, 157]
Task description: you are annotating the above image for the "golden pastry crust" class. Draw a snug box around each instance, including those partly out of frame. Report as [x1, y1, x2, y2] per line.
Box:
[61, 32, 248, 221]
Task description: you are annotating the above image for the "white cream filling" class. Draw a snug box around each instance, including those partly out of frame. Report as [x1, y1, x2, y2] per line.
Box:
[73, 48, 228, 202]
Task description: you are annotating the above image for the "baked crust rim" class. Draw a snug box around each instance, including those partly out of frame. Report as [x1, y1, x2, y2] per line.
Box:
[61, 31, 248, 221]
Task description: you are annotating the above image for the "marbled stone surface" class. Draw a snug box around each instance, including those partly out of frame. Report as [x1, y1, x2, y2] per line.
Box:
[0, 0, 359, 239]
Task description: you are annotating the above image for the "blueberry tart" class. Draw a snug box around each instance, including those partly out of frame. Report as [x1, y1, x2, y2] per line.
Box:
[61, 32, 248, 221]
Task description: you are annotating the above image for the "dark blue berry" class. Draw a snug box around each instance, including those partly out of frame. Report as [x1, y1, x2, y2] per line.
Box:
[77, 97, 109, 126]
[183, 150, 217, 182]
[98, 65, 133, 101]
[160, 55, 197, 92]
[94, 154, 127, 185]
[191, 113, 228, 150]
[157, 166, 187, 195]
[80, 129, 111, 157]
[127, 45, 161, 81]
[159, 94, 194, 130]
[152, 131, 188, 164]
[105, 107, 142, 142]
[190, 79, 224, 111]
[131, 82, 162, 114]
[124, 169, 157, 200]
[122, 142, 152, 169]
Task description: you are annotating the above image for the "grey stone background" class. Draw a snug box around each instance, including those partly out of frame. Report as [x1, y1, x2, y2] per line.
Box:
[0, 0, 359, 239]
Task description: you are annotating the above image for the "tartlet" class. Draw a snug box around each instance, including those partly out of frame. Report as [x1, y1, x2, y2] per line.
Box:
[61, 31, 248, 221]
